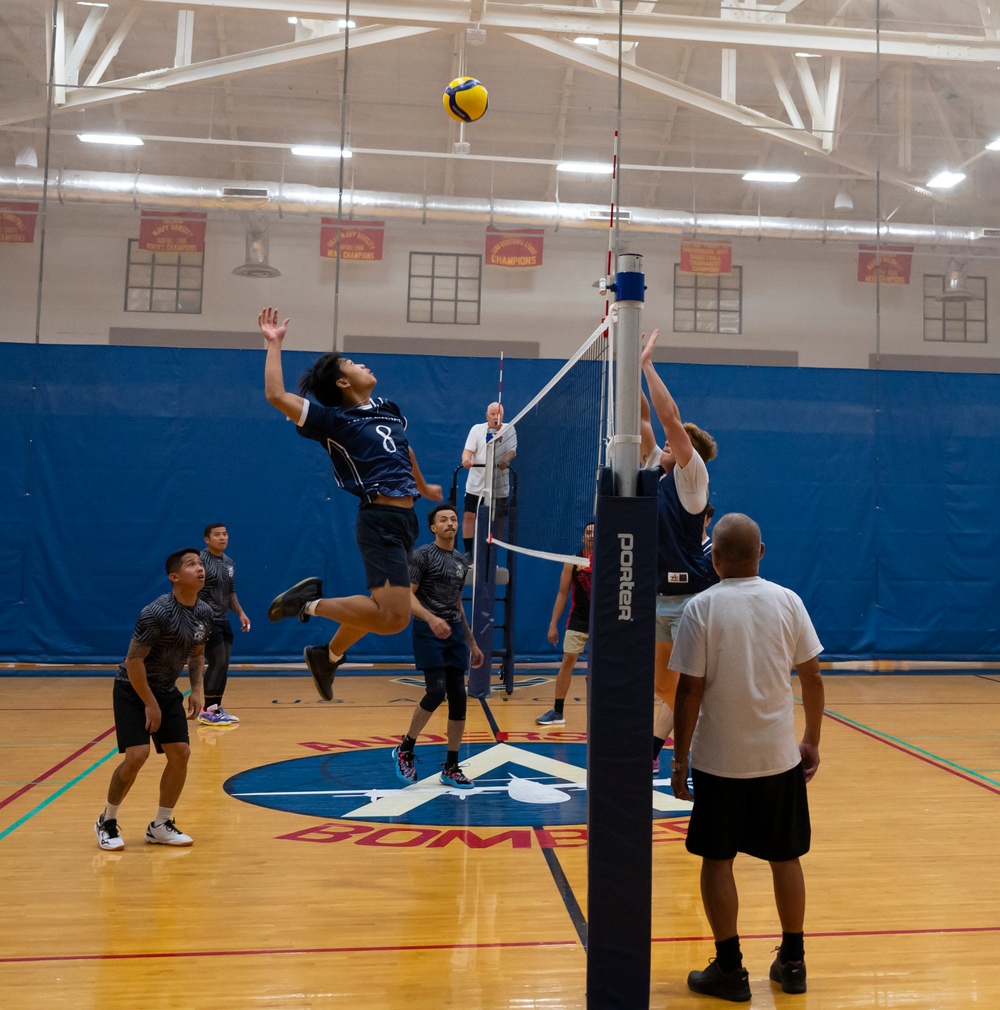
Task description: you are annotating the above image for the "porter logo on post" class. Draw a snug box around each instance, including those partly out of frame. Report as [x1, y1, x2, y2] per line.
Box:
[618, 532, 634, 619]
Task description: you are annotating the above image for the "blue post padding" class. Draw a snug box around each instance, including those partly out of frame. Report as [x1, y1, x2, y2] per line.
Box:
[467, 503, 495, 699]
[586, 493, 657, 1009]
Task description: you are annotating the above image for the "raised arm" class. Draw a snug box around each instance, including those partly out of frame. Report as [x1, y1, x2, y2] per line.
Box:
[259, 306, 307, 422]
[641, 329, 693, 468]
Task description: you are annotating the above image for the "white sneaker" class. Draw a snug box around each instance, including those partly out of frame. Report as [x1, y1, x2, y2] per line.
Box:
[144, 818, 193, 846]
[95, 813, 125, 851]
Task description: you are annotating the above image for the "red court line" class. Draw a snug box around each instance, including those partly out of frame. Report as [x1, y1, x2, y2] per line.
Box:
[822, 712, 1000, 796]
[654, 923, 1000, 944]
[0, 726, 116, 811]
[0, 938, 579, 964]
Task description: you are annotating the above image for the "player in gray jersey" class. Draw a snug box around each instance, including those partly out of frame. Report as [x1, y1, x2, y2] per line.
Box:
[95, 548, 213, 851]
[197, 523, 251, 726]
[392, 503, 484, 789]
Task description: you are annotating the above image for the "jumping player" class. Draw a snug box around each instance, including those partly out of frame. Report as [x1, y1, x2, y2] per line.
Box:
[392, 502, 484, 788]
[639, 329, 718, 773]
[258, 307, 443, 701]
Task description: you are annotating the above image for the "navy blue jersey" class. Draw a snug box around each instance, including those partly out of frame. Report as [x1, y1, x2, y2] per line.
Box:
[199, 549, 236, 622]
[657, 471, 714, 596]
[296, 397, 418, 504]
[115, 593, 213, 692]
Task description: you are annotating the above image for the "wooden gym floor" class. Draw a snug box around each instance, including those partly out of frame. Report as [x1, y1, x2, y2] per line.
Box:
[2, 669, 999, 1009]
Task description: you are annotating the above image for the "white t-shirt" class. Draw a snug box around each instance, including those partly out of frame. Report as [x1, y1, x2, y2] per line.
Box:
[464, 421, 517, 496]
[670, 576, 822, 778]
[643, 448, 709, 514]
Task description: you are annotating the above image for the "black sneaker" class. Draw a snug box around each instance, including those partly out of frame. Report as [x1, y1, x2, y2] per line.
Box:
[769, 952, 807, 994]
[267, 577, 323, 623]
[304, 645, 344, 701]
[687, 959, 751, 1002]
[94, 813, 124, 851]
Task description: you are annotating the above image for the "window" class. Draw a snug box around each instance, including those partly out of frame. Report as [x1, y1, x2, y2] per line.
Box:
[407, 252, 481, 324]
[673, 265, 742, 334]
[125, 239, 204, 314]
[923, 274, 986, 343]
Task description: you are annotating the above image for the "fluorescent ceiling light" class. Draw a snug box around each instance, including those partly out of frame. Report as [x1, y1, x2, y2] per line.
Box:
[338, 19, 356, 28]
[291, 145, 352, 159]
[926, 170, 966, 189]
[288, 16, 298, 24]
[77, 2, 109, 7]
[742, 170, 800, 183]
[574, 37, 601, 46]
[78, 133, 143, 146]
[557, 161, 613, 175]
[794, 51, 822, 58]
[985, 137, 1000, 151]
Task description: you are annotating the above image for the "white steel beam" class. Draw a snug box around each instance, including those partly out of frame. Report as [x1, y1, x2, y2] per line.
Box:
[175, 9, 195, 69]
[821, 55, 842, 152]
[721, 48, 736, 104]
[764, 52, 804, 130]
[0, 24, 436, 128]
[65, 7, 106, 86]
[792, 54, 825, 137]
[83, 8, 140, 87]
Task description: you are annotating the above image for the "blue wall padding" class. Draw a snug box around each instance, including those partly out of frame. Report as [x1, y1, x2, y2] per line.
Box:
[2, 343, 999, 663]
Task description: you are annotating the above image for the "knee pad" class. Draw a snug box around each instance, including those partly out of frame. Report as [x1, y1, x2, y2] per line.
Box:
[420, 690, 446, 714]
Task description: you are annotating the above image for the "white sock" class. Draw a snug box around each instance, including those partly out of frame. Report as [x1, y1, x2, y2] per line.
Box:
[154, 806, 174, 825]
[104, 802, 121, 821]
[328, 649, 343, 664]
[304, 600, 320, 616]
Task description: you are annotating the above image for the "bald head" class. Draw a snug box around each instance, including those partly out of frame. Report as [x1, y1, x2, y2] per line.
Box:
[711, 512, 764, 578]
[486, 401, 503, 429]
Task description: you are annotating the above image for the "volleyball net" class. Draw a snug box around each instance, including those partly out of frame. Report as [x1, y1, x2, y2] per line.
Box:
[486, 316, 613, 565]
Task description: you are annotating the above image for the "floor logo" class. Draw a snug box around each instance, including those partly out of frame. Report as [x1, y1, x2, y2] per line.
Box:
[224, 740, 691, 827]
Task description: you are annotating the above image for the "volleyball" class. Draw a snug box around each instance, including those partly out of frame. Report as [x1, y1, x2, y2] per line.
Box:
[443, 77, 489, 123]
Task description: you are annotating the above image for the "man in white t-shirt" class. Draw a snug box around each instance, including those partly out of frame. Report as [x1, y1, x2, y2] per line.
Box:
[461, 401, 517, 553]
[669, 512, 824, 1002]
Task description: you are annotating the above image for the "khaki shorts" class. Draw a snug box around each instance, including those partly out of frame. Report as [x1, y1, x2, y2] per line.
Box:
[563, 628, 589, 655]
[655, 593, 696, 643]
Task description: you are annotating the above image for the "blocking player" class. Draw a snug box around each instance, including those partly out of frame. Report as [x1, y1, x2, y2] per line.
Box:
[258, 307, 443, 702]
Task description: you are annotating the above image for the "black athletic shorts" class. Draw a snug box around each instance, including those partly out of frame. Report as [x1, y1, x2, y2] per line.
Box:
[463, 492, 510, 519]
[356, 504, 419, 589]
[412, 616, 469, 671]
[113, 679, 190, 754]
[207, 616, 234, 645]
[685, 763, 811, 862]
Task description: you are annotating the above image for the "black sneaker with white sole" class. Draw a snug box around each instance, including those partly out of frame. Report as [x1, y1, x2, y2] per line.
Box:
[267, 577, 323, 623]
[304, 645, 344, 701]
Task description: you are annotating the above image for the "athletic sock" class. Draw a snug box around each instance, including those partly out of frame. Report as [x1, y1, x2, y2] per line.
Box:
[104, 802, 121, 822]
[553, 698, 565, 715]
[652, 735, 666, 758]
[154, 806, 174, 825]
[328, 648, 343, 664]
[204, 697, 221, 710]
[446, 750, 459, 768]
[715, 935, 743, 974]
[303, 600, 320, 617]
[400, 735, 416, 754]
[779, 931, 805, 963]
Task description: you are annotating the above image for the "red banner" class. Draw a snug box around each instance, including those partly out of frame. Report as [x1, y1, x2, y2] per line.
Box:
[679, 240, 732, 275]
[138, 211, 207, 253]
[857, 244, 913, 284]
[0, 202, 39, 243]
[320, 219, 385, 260]
[485, 226, 544, 268]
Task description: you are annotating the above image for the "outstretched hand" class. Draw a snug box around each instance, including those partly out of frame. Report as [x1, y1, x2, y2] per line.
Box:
[258, 306, 290, 345]
[640, 328, 660, 367]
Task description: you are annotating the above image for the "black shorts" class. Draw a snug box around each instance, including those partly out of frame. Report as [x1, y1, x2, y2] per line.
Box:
[685, 763, 811, 862]
[208, 617, 234, 645]
[412, 616, 469, 671]
[356, 504, 419, 589]
[463, 492, 510, 518]
[113, 679, 190, 754]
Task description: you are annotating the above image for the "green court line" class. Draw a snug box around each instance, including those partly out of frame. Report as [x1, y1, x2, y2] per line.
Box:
[0, 689, 194, 843]
[822, 704, 1000, 789]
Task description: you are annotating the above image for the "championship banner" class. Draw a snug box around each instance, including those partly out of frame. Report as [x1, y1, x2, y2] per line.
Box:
[679, 239, 732, 275]
[320, 219, 385, 260]
[857, 244, 914, 284]
[485, 226, 544, 268]
[0, 202, 39, 244]
[138, 211, 207, 253]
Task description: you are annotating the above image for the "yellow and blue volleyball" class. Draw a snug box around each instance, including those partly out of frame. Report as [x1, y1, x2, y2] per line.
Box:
[443, 77, 489, 123]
